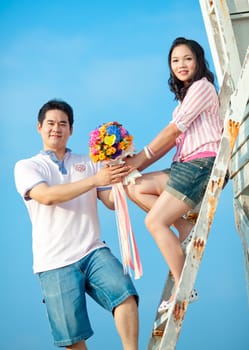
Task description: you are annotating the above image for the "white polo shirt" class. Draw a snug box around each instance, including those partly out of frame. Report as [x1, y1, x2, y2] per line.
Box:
[14, 151, 106, 273]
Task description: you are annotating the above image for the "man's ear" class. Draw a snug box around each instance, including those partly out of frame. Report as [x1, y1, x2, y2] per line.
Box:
[37, 122, 42, 132]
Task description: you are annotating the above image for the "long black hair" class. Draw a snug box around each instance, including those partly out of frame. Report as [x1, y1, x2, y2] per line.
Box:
[168, 37, 214, 101]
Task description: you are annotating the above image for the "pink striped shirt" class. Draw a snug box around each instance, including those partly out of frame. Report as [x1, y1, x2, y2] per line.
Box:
[171, 77, 223, 162]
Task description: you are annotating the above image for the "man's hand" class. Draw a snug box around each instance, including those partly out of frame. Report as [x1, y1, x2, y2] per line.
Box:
[94, 164, 131, 186]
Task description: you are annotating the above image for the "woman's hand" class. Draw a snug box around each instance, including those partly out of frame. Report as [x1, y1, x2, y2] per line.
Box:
[124, 153, 146, 170]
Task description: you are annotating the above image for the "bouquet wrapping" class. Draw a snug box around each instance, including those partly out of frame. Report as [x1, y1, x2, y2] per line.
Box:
[89, 121, 142, 279]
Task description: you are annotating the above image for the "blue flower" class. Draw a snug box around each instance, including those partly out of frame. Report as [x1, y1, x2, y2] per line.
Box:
[106, 125, 121, 142]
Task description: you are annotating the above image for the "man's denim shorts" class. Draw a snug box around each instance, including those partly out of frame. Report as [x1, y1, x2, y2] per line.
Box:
[164, 157, 216, 209]
[38, 247, 138, 347]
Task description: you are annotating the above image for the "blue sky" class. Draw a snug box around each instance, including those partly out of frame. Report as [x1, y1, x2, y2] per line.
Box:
[1, 1, 249, 349]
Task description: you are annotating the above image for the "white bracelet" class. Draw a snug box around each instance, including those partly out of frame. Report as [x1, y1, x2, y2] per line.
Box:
[143, 145, 152, 159]
[147, 145, 155, 157]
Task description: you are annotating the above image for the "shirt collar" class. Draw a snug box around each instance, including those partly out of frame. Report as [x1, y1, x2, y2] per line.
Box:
[40, 148, 71, 174]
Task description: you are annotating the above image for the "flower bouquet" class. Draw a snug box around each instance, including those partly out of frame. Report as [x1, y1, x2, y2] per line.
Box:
[89, 121, 133, 161]
[89, 121, 141, 184]
[89, 121, 143, 279]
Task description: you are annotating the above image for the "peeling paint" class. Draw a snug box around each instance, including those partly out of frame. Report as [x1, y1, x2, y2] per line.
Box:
[173, 301, 187, 322]
[207, 196, 218, 230]
[193, 238, 205, 261]
[153, 330, 164, 337]
[210, 178, 223, 193]
[228, 119, 240, 150]
[185, 212, 199, 223]
[220, 0, 229, 19]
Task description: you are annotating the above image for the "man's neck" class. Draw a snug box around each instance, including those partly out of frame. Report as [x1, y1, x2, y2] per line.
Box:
[43, 148, 67, 161]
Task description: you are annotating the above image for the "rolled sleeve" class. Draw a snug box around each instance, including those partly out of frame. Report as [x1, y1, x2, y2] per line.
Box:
[172, 79, 215, 131]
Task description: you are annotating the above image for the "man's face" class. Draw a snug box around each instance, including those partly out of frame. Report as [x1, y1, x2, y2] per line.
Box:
[37, 109, 72, 152]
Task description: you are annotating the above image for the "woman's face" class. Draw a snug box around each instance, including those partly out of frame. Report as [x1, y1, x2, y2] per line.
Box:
[170, 44, 197, 86]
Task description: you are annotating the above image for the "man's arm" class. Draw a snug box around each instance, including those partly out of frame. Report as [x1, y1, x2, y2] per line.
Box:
[97, 188, 115, 210]
[28, 164, 129, 205]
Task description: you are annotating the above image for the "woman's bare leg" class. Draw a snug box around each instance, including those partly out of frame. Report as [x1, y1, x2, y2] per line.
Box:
[174, 216, 194, 243]
[126, 171, 193, 243]
[126, 171, 168, 212]
[144, 190, 192, 300]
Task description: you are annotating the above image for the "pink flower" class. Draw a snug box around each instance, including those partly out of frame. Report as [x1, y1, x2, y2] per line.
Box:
[120, 126, 128, 138]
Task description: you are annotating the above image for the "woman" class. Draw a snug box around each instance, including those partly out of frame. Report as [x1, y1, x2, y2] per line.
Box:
[125, 37, 223, 313]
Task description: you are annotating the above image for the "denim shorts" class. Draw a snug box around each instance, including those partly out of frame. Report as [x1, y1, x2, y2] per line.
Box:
[164, 157, 216, 209]
[38, 247, 138, 347]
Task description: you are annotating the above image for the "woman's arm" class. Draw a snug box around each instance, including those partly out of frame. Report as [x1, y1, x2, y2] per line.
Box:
[125, 80, 215, 171]
[126, 122, 181, 171]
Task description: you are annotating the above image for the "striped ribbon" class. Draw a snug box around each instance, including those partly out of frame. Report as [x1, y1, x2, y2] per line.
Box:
[112, 182, 143, 279]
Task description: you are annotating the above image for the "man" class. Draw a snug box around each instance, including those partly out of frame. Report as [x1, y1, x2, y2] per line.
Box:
[14, 99, 139, 350]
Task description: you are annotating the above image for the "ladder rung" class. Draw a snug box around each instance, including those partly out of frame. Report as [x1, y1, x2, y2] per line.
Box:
[152, 329, 164, 337]
[153, 311, 169, 329]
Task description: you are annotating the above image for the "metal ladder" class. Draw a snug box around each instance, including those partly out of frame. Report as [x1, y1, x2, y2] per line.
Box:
[200, 0, 249, 303]
[147, 1, 249, 349]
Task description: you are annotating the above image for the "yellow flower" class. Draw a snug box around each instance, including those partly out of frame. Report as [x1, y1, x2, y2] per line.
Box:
[106, 146, 116, 155]
[119, 141, 126, 150]
[90, 154, 100, 162]
[99, 126, 106, 137]
[104, 134, 116, 146]
[126, 135, 133, 143]
[98, 152, 106, 161]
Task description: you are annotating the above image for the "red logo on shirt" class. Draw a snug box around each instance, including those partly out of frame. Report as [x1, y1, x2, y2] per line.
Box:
[74, 163, 86, 172]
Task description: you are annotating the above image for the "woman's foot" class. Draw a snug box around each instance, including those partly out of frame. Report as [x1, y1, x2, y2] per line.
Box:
[158, 288, 199, 314]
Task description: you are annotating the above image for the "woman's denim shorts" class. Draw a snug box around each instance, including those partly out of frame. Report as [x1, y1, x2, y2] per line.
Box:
[164, 157, 216, 209]
[38, 247, 138, 347]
